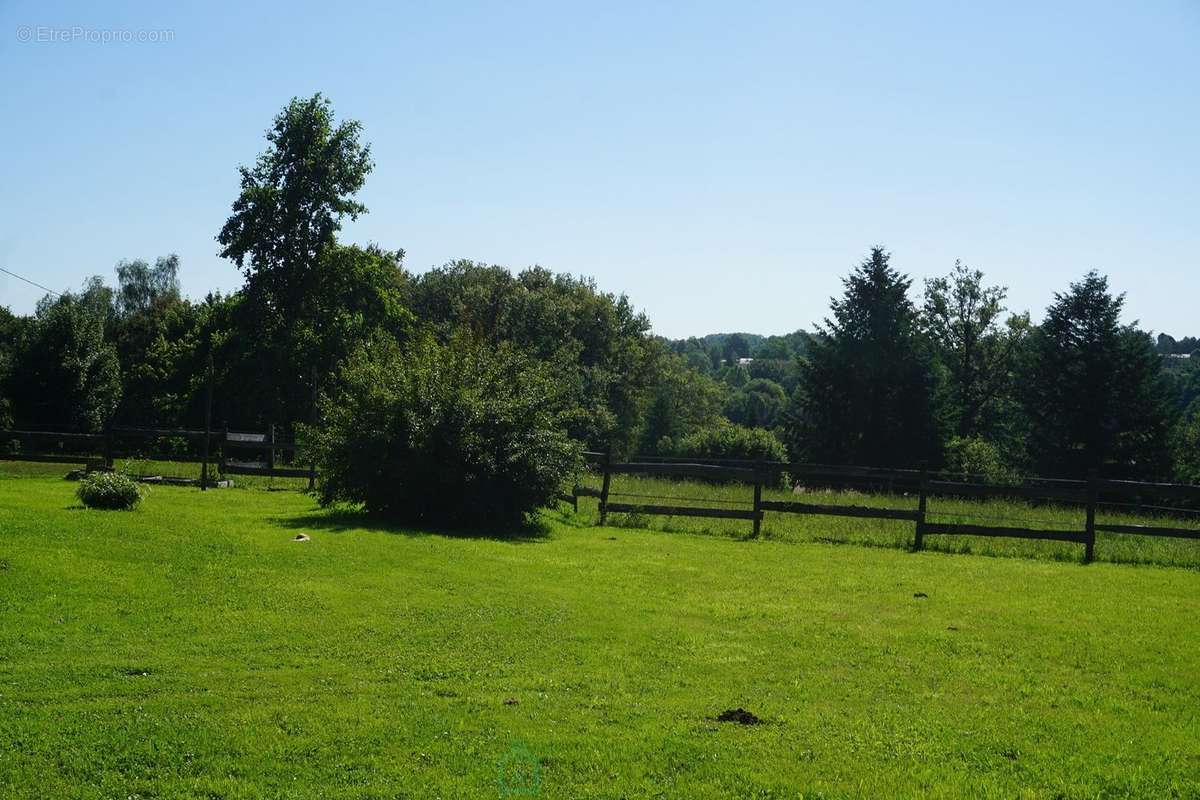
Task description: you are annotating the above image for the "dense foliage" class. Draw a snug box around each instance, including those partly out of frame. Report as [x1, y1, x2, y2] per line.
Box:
[1023, 273, 1177, 479]
[406, 261, 656, 454]
[785, 248, 939, 468]
[1, 94, 1197, 486]
[76, 471, 143, 510]
[7, 284, 121, 432]
[660, 421, 788, 463]
[637, 350, 728, 454]
[942, 436, 1016, 484]
[724, 378, 788, 430]
[1176, 407, 1200, 484]
[305, 335, 581, 527]
[217, 94, 391, 427]
[922, 261, 1029, 448]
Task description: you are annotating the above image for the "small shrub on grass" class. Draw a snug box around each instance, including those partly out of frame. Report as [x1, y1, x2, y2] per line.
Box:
[77, 471, 143, 510]
[305, 334, 582, 528]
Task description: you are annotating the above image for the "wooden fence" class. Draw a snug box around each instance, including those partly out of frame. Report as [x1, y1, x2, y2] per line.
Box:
[219, 426, 314, 482]
[575, 452, 1200, 562]
[0, 425, 315, 489]
[6, 431, 1199, 557]
[1, 361, 322, 489]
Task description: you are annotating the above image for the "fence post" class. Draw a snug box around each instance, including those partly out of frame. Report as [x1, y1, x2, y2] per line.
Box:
[103, 422, 114, 470]
[598, 447, 613, 526]
[571, 483, 579, 513]
[268, 423, 276, 472]
[914, 462, 928, 551]
[1085, 469, 1098, 563]
[752, 460, 764, 538]
[307, 365, 318, 492]
[201, 356, 213, 491]
[220, 422, 228, 477]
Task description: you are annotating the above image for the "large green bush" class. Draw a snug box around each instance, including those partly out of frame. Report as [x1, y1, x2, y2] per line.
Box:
[305, 334, 581, 527]
[76, 471, 143, 510]
[660, 421, 787, 463]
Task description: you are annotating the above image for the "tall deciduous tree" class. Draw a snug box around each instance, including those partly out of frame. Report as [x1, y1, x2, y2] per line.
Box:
[0, 306, 23, 428]
[786, 247, 938, 467]
[115, 255, 181, 318]
[8, 281, 121, 431]
[922, 262, 1031, 465]
[215, 243, 412, 428]
[218, 93, 372, 313]
[1024, 271, 1176, 478]
[216, 94, 387, 426]
[110, 255, 205, 427]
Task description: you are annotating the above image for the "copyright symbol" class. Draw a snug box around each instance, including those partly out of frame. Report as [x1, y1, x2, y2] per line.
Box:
[16, 26, 32, 42]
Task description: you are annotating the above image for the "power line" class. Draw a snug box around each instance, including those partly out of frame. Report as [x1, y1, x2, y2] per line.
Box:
[0, 267, 62, 298]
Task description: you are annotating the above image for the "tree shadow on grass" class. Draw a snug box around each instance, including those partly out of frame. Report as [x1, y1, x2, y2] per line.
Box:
[271, 506, 553, 544]
[542, 506, 595, 530]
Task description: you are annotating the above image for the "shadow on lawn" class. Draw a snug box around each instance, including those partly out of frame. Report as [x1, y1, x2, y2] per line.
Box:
[273, 506, 553, 544]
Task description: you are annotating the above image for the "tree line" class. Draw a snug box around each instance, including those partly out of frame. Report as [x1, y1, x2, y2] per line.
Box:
[670, 252, 1199, 482]
[1, 94, 1197, 488]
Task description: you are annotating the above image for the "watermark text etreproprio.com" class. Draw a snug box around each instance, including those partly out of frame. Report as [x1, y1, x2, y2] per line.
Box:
[16, 26, 175, 44]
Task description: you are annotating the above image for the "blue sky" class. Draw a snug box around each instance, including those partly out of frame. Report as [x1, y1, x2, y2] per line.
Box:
[2, 0, 1197, 338]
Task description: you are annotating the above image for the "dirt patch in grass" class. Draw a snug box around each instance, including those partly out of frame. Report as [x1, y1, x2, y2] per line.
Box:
[716, 708, 762, 725]
[116, 667, 152, 677]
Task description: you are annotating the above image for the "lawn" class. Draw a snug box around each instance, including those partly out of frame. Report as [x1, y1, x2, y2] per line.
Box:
[1, 469, 1199, 799]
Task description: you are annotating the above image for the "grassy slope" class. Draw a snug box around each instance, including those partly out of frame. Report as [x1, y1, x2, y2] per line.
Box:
[1, 473, 1198, 799]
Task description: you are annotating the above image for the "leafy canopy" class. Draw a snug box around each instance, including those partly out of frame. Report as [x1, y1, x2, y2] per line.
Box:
[218, 92, 373, 313]
[407, 261, 656, 454]
[8, 282, 121, 432]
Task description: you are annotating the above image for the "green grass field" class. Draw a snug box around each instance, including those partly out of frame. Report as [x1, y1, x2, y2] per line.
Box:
[2, 465, 1199, 798]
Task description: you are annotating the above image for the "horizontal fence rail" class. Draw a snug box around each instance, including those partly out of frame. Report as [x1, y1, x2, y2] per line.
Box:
[574, 452, 1200, 562]
[1095, 522, 1200, 540]
[924, 480, 1087, 503]
[1, 424, 315, 490]
[579, 451, 1200, 501]
[603, 502, 760, 521]
[606, 461, 760, 483]
[759, 500, 921, 522]
[919, 522, 1089, 544]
